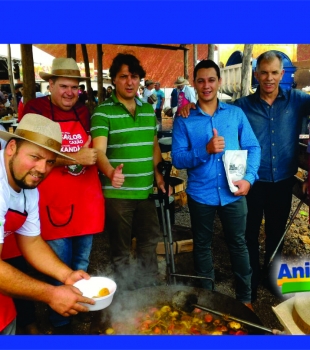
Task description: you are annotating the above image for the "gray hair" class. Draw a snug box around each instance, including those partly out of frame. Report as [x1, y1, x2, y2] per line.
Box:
[256, 50, 283, 71]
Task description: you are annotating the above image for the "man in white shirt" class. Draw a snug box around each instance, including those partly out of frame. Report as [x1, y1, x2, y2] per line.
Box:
[142, 80, 156, 110]
[0, 113, 94, 335]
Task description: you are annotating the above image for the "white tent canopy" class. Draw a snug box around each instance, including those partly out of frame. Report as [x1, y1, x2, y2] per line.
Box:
[0, 44, 55, 65]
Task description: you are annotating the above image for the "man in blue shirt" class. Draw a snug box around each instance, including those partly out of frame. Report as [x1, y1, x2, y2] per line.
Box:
[172, 60, 261, 309]
[234, 50, 310, 302]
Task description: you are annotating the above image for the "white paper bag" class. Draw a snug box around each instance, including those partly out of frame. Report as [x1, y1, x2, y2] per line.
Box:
[222, 150, 248, 193]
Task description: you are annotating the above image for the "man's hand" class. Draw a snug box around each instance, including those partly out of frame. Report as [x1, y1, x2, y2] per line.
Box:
[156, 177, 173, 196]
[157, 178, 166, 194]
[49, 269, 95, 317]
[72, 135, 98, 166]
[178, 102, 196, 118]
[48, 284, 95, 317]
[63, 270, 91, 285]
[206, 128, 225, 154]
[111, 164, 125, 188]
[233, 180, 251, 196]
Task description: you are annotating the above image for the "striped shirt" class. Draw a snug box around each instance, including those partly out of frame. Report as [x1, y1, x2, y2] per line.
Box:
[91, 93, 157, 199]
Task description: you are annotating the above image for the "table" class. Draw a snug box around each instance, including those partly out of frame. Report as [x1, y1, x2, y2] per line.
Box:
[0, 119, 18, 131]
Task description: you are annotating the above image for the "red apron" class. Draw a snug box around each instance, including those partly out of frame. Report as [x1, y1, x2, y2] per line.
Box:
[0, 209, 27, 331]
[1, 217, 25, 260]
[38, 119, 104, 240]
[176, 91, 190, 114]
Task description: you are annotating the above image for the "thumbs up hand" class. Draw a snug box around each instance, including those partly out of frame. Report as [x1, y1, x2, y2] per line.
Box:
[82, 135, 92, 148]
[71, 135, 98, 166]
[111, 164, 125, 188]
[206, 128, 225, 154]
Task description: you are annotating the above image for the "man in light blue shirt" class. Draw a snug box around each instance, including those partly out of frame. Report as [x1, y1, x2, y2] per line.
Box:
[154, 82, 165, 122]
[172, 60, 261, 308]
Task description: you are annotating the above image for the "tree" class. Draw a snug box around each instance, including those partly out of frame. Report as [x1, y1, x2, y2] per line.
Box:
[81, 44, 94, 114]
[193, 44, 198, 68]
[67, 44, 76, 60]
[241, 44, 254, 97]
[180, 45, 189, 79]
[20, 44, 36, 105]
[208, 44, 215, 61]
[96, 44, 104, 104]
[7, 45, 17, 112]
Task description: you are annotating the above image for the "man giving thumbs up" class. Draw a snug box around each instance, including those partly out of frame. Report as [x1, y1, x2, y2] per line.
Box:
[91, 53, 166, 291]
[171, 59, 261, 310]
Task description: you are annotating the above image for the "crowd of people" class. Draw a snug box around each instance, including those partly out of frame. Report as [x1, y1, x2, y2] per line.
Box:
[0, 81, 116, 120]
[0, 50, 309, 336]
[0, 86, 20, 118]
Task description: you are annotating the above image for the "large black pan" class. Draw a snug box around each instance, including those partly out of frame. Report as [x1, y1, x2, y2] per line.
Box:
[91, 285, 267, 335]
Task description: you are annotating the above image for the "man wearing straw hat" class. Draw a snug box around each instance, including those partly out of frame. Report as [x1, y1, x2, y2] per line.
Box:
[0, 113, 95, 335]
[174, 76, 196, 116]
[142, 79, 156, 110]
[21, 58, 104, 332]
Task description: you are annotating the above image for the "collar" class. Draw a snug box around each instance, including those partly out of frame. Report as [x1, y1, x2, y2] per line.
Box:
[195, 99, 227, 115]
[254, 86, 287, 101]
[111, 91, 142, 106]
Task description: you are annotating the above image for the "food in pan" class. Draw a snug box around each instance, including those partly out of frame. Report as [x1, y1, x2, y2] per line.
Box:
[104, 304, 248, 335]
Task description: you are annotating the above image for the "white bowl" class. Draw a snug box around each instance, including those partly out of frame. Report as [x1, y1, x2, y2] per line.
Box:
[73, 276, 117, 311]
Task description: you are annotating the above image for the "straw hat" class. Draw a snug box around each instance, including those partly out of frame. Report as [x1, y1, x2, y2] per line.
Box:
[174, 76, 189, 86]
[163, 107, 173, 117]
[148, 93, 158, 104]
[39, 58, 89, 82]
[0, 113, 74, 160]
[272, 292, 310, 334]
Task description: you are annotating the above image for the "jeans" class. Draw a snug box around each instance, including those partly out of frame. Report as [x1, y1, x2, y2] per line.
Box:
[245, 177, 295, 297]
[187, 195, 252, 303]
[105, 197, 160, 288]
[46, 234, 93, 327]
[155, 108, 162, 122]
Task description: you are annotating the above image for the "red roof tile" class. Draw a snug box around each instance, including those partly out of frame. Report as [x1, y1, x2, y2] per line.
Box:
[34, 44, 209, 87]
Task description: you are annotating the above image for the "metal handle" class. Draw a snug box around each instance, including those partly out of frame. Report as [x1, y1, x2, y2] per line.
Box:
[192, 303, 274, 334]
[170, 274, 215, 291]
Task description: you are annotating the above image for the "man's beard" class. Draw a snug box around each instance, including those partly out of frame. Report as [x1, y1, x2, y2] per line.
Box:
[9, 155, 44, 190]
